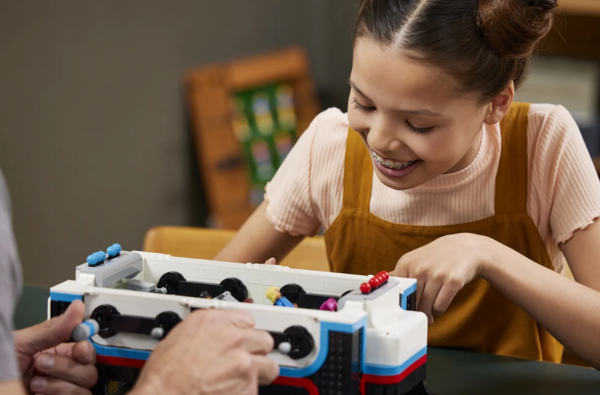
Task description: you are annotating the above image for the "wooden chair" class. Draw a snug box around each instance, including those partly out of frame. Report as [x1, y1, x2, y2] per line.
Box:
[185, 47, 320, 230]
[143, 226, 330, 272]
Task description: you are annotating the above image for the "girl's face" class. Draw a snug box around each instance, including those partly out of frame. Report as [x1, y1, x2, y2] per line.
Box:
[348, 38, 491, 191]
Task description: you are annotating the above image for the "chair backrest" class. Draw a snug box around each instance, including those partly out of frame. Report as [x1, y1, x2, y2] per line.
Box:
[143, 226, 330, 272]
[186, 47, 320, 230]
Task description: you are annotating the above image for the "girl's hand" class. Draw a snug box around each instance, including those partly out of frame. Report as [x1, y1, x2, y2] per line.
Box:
[265, 258, 277, 265]
[393, 233, 494, 324]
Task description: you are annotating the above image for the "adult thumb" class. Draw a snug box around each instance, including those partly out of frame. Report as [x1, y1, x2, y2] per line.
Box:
[15, 299, 85, 356]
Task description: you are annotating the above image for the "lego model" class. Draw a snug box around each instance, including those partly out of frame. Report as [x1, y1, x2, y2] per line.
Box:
[49, 245, 428, 395]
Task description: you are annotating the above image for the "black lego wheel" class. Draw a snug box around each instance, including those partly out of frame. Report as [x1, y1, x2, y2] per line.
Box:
[220, 277, 248, 302]
[284, 325, 315, 360]
[280, 283, 307, 304]
[90, 304, 120, 338]
[157, 271, 187, 294]
[155, 311, 182, 339]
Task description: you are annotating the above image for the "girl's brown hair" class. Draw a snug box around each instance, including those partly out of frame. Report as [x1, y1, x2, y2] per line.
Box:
[355, 0, 557, 103]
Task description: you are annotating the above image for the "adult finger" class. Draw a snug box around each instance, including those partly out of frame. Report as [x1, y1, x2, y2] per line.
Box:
[70, 341, 96, 365]
[16, 300, 85, 356]
[254, 356, 279, 386]
[51, 341, 96, 365]
[29, 375, 92, 395]
[432, 282, 462, 318]
[224, 309, 256, 329]
[184, 309, 255, 332]
[242, 329, 274, 355]
[34, 353, 98, 388]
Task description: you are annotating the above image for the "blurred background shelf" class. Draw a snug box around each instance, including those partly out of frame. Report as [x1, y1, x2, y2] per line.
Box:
[559, 0, 600, 15]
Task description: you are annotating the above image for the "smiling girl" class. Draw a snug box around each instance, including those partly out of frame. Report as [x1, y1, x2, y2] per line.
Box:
[216, 0, 600, 364]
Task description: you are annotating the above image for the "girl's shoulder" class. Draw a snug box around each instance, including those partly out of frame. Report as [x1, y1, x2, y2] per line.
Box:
[303, 107, 350, 166]
[307, 107, 350, 140]
[526, 103, 582, 163]
[526, 102, 600, 246]
[527, 103, 578, 138]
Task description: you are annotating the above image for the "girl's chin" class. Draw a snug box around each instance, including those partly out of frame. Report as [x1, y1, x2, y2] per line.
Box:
[374, 170, 422, 191]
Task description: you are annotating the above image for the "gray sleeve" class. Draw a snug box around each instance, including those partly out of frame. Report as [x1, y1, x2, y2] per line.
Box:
[0, 169, 23, 381]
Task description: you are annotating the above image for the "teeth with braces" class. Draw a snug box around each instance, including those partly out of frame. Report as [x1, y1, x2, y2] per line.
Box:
[372, 152, 417, 170]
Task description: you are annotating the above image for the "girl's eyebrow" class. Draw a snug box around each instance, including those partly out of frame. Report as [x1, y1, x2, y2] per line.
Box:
[349, 79, 443, 117]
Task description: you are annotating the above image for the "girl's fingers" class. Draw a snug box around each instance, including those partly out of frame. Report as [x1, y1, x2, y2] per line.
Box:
[416, 279, 443, 325]
[393, 258, 409, 279]
[265, 258, 277, 265]
[432, 282, 463, 318]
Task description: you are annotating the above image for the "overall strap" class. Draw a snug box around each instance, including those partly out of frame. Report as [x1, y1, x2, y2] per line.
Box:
[495, 102, 531, 215]
[343, 129, 373, 211]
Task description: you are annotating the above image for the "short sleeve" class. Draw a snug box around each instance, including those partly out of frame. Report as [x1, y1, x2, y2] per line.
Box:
[529, 105, 600, 245]
[0, 169, 22, 381]
[264, 113, 323, 236]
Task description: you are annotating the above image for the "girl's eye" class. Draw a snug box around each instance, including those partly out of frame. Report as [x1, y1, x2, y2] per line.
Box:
[353, 98, 376, 113]
[407, 122, 434, 134]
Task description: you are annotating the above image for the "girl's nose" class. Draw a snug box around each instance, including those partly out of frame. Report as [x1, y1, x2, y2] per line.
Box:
[367, 121, 403, 154]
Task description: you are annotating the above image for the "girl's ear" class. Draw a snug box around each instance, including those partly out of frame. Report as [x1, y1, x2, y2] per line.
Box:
[483, 81, 515, 125]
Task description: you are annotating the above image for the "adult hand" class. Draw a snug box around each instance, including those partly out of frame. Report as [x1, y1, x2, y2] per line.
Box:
[393, 233, 493, 324]
[131, 309, 279, 395]
[14, 300, 98, 394]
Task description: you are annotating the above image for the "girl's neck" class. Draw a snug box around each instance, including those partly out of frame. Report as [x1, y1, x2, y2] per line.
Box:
[444, 128, 484, 174]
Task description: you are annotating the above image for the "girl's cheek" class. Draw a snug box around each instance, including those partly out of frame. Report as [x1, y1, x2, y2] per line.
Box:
[348, 110, 370, 134]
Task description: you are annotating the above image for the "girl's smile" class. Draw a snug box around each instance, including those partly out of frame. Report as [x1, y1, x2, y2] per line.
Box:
[371, 150, 422, 179]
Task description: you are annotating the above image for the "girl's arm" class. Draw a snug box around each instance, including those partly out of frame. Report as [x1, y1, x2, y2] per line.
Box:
[483, 219, 600, 369]
[214, 201, 305, 264]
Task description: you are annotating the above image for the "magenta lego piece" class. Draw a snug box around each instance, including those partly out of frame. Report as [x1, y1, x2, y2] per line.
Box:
[319, 297, 338, 312]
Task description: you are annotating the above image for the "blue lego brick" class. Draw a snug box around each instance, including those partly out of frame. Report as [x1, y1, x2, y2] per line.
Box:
[50, 292, 83, 303]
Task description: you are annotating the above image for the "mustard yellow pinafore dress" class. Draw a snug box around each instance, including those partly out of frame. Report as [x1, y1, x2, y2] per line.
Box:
[324, 103, 562, 362]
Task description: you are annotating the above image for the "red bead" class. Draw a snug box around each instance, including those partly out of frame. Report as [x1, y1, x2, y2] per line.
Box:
[384, 272, 390, 280]
[375, 274, 384, 284]
[369, 277, 380, 289]
[360, 282, 371, 294]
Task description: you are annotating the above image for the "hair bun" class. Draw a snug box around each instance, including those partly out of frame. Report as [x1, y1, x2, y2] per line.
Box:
[477, 0, 557, 59]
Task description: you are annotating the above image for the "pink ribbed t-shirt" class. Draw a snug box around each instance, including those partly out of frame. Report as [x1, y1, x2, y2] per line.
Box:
[265, 104, 600, 272]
